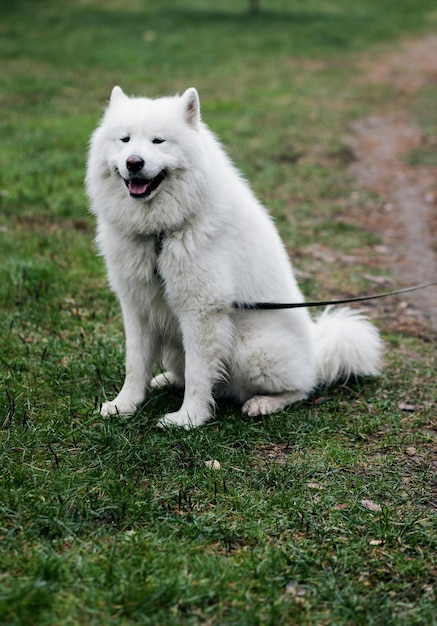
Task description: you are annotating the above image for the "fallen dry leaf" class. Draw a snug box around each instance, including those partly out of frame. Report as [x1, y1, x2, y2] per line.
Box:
[399, 402, 416, 412]
[333, 503, 349, 510]
[360, 499, 382, 512]
[285, 582, 306, 597]
[204, 460, 221, 470]
[421, 584, 435, 598]
[362, 273, 392, 285]
[406, 446, 417, 456]
[369, 538, 385, 546]
[313, 396, 332, 406]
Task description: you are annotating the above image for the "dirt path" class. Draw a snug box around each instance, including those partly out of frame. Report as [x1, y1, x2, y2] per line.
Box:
[347, 36, 437, 333]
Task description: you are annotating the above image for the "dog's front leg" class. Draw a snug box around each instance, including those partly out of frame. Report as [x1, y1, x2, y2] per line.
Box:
[158, 309, 232, 428]
[100, 304, 157, 417]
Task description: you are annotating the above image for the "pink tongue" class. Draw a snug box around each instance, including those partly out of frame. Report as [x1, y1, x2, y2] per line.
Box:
[129, 180, 149, 195]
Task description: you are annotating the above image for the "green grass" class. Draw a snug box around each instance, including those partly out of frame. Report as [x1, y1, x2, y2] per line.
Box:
[1, 0, 437, 624]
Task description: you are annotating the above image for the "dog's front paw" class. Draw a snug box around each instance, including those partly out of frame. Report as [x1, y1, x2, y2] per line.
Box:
[100, 398, 137, 418]
[157, 408, 209, 429]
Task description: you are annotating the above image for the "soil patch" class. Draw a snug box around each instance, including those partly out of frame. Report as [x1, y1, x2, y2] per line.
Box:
[347, 36, 437, 334]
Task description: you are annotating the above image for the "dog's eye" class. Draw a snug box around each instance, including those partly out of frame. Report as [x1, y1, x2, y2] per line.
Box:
[120, 136, 130, 143]
[152, 137, 165, 144]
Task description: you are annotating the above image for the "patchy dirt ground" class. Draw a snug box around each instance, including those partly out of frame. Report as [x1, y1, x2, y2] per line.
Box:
[347, 35, 437, 334]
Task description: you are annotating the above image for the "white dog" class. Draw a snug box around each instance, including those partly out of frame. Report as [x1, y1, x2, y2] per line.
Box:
[86, 86, 382, 428]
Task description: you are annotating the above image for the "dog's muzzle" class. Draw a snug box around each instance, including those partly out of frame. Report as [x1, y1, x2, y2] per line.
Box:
[124, 155, 167, 198]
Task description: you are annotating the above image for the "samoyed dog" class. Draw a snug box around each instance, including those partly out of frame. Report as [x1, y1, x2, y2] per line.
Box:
[86, 86, 382, 428]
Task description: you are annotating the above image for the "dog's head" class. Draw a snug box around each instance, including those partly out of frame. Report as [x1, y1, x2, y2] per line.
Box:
[92, 86, 202, 202]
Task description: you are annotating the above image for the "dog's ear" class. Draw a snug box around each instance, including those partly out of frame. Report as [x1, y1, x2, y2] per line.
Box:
[109, 86, 127, 105]
[181, 88, 200, 129]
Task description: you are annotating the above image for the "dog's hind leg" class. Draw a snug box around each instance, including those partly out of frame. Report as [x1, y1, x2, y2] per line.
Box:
[150, 371, 183, 389]
[242, 390, 309, 417]
[151, 344, 185, 389]
[231, 311, 316, 418]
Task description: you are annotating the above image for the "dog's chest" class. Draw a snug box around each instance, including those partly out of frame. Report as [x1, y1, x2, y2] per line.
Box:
[102, 230, 161, 295]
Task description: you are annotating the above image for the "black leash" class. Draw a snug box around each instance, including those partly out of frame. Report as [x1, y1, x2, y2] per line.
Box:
[233, 280, 437, 310]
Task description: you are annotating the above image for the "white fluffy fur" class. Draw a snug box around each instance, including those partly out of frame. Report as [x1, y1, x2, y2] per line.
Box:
[86, 86, 383, 428]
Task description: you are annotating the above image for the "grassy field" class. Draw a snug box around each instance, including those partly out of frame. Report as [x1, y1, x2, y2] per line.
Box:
[1, 0, 437, 624]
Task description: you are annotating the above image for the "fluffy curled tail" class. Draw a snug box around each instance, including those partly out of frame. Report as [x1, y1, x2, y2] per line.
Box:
[314, 307, 383, 386]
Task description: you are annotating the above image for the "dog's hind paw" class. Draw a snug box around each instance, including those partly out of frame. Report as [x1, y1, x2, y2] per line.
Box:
[150, 371, 182, 389]
[242, 390, 308, 417]
[242, 396, 276, 417]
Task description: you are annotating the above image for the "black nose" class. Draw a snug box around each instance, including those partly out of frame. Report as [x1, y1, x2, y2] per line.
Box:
[126, 155, 145, 173]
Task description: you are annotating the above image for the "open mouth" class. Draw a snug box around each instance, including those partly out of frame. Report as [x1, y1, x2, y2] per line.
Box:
[124, 170, 167, 199]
